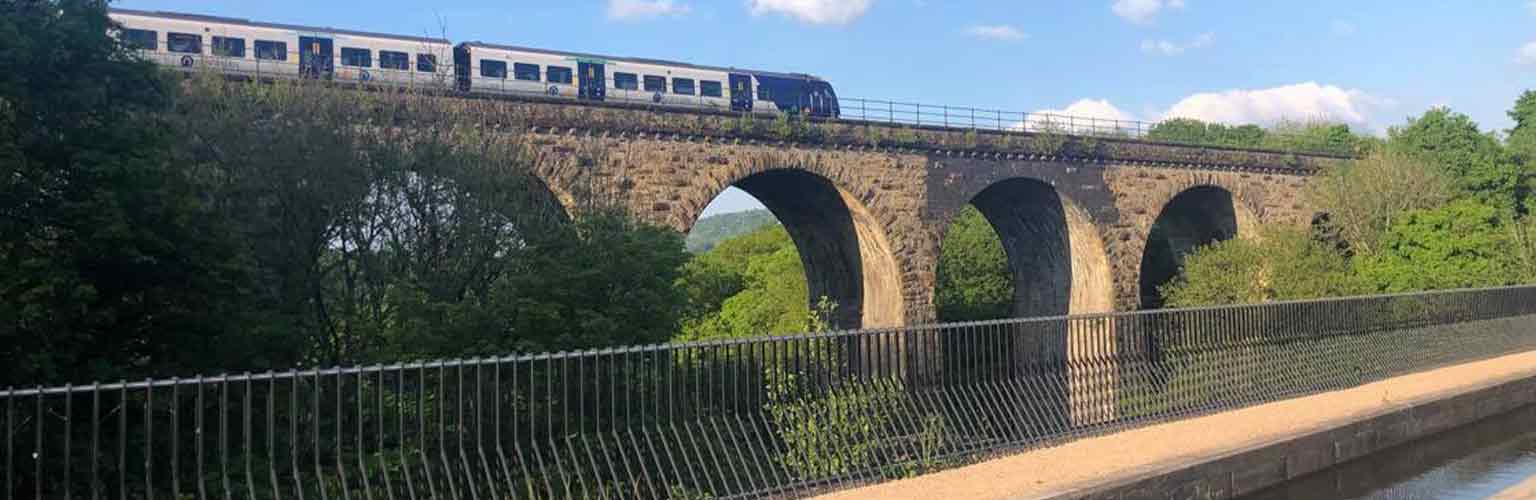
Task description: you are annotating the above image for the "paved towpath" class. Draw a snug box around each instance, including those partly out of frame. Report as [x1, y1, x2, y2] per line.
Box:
[816, 349, 1536, 500]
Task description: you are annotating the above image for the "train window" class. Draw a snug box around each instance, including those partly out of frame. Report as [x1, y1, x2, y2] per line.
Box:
[546, 66, 572, 84]
[643, 76, 666, 92]
[481, 60, 508, 79]
[700, 81, 722, 98]
[757, 87, 772, 100]
[340, 48, 372, 68]
[614, 72, 638, 90]
[672, 78, 695, 95]
[254, 40, 286, 61]
[167, 33, 201, 54]
[379, 51, 409, 71]
[121, 29, 157, 51]
[513, 63, 540, 81]
[212, 37, 245, 58]
[417, 54, 437, 73]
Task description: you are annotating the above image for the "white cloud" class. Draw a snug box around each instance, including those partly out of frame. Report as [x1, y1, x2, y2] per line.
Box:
[748, 0, 874, 25]
[607, 0, 690, 20]
[1519, 41, 1536, 66]
[1112, 0, 1184, 24]
[1528, 0, 1536, 15]
[1160, 82, 1386, 127]
[1330, 19, 1356, 36]
[965, 25, 1027, 41]
[1016, 99, 1140, 133]
[1140, 32, 1213, 56]
[1008, 82, 1392, 136]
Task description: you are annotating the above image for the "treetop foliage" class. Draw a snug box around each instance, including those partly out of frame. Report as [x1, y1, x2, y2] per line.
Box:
[1387, 107, 1525, 212]
[685, 209, 779, 253]
[1304, 150, 1455, 256]
[1145, 117, 1372, 156]
[676, 225, 811, 342]
[1353, 199, 1522, 293]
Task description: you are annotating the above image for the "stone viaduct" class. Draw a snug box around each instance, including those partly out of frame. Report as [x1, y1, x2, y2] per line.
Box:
[441, 97, 1345, 329]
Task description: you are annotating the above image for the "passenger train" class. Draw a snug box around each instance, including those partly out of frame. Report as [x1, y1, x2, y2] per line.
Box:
[106, 9, 841, 117]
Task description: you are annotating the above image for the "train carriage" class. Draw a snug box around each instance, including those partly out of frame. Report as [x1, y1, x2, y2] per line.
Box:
[108, 9, 455, 90]
[108, 9, 837, 118]
[453, 42, 838, 117]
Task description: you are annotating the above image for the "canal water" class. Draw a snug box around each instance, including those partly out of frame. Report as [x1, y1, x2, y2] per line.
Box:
[1241, 403, 1536, 499]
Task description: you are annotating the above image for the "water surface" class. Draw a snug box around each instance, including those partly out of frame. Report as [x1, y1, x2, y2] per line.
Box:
[1241, 403, 1536, 500]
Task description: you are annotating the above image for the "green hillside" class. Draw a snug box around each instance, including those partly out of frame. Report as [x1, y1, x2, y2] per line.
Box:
[686, 209, 779, 253]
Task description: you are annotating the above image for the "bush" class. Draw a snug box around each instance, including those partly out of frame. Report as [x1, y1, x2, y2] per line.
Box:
[1160, 226, 1366, 308]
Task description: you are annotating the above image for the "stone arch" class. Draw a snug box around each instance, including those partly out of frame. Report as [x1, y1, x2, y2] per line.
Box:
[690, 168, 907, 330]
[945, 177, 1115, 318]
[1137, 184, 1258, 308]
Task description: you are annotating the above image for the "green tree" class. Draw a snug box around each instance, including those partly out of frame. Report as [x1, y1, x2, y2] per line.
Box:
[1388, 107, 1526, 212]
[0, 0, 278, 385]
[381, 213, 690, 357]
[935, 206, 1013, 321]
[1263, 120, 1371, 156]
[676, 225, 811, 341]
[1160, 226, 1365, 308]
[1354, 199, 1520, 293]
[1508, 90, 1536, 163]
[685, 209, 778, 253]
[171, 76, 693, 362]
[1516, 215, 1536, 283]
[1305, 151, 1456, 256]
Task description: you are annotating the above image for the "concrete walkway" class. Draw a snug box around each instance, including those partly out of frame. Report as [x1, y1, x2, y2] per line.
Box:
[815, 349, 1536, 500]
[1491, 474, 1536, 500]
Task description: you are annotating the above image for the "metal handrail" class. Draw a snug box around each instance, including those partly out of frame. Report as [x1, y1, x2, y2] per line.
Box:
[4, 285, 1535, 498]
[139, 49, 1360, 157]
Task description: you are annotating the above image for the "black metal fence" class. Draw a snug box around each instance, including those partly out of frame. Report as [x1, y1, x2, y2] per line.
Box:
[6, 286, 1536, 499]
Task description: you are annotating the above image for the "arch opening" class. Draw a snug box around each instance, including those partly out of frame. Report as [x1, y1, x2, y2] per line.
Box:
[936, 178, 1114, 322]
[680, 170, 904, 339]
[936, 178, 1115, 429]
[1137, 185, 1253, 309]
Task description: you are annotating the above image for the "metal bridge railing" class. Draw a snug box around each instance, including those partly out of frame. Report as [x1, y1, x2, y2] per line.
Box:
[6, 286, 1536, 498]
[148, 50, 1357, 158]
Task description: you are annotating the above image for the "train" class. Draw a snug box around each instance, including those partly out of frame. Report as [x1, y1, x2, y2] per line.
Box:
[106, 8, 841, 118]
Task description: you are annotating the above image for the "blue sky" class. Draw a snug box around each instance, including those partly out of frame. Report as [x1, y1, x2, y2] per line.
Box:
[117, 0, 1536, 216]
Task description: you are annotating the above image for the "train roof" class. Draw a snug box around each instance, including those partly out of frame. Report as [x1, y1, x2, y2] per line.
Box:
[108, 8, 451, 45]
[457, 41, 828, 82]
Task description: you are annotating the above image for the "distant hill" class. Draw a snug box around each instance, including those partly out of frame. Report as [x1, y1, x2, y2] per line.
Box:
[687, 209, 779, 253]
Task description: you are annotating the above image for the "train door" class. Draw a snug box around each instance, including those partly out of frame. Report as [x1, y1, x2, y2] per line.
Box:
[299, 36, 333, 79]
[578, 61, 605, 101]
[729, 73, 753, 112]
